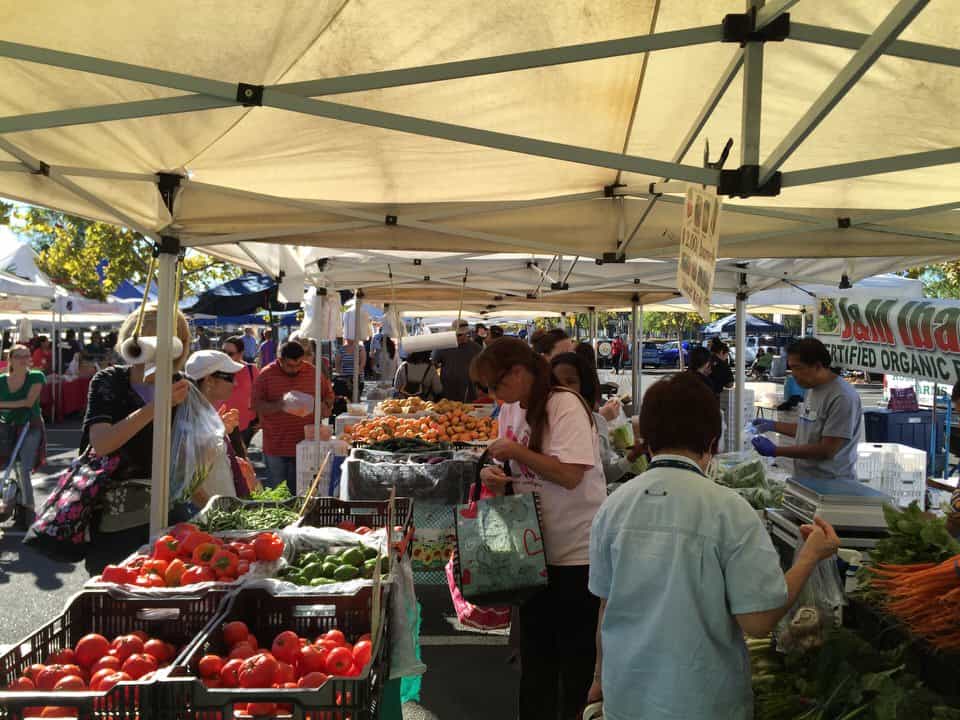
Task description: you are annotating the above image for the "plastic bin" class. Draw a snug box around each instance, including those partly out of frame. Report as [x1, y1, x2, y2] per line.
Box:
[863, 408, 945, 454]
[298, 496, 414, 554]
[344, 457, 474, 505]
[0, 589, 225, 720]
[162, 586, 389, 720]
[855, 442, 926, 508]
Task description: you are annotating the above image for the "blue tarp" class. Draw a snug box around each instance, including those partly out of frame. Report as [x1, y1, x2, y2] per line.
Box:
[183, 273, 299, 317]
[701, 313, 787, 336]
[189, 310, 300, 327]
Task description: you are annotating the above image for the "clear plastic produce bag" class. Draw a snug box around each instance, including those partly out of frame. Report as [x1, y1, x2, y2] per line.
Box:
[712, 451, 768, 489]
[169, 385, 227, 505]
[775, 552, 846, 654]
[282, 390, 314, 416]
[607, 408, 634, 451]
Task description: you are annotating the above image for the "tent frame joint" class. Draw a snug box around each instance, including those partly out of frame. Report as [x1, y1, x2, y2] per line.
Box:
[722, 10, 790, 45]
[601, 252, 627, 264]
[718, 164, 781, 197]
[236, 83, 264, 107]
[156, 172, 182, 214]
[603, 182, 626, 198]
[155, 235, 181, 256]
[385, 214, 398, 225]
[32, 161, 50, 177]
[837, 217, 851, 228]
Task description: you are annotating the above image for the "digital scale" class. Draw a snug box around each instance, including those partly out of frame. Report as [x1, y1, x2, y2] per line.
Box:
[767, 477, 891, 555]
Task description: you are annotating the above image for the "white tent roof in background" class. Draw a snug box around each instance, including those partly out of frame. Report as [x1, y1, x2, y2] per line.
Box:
[0, 0, 956, 300]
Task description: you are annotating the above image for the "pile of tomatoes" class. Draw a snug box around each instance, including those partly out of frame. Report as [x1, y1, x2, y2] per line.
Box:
[98, 524, 285, 588]
[5, 630, 178, 716]
[193, 620, 373, 716]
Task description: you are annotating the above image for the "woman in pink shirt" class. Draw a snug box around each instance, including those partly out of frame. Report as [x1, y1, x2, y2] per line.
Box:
[220, 335, 259, 447]
[472, 337, 607, 720]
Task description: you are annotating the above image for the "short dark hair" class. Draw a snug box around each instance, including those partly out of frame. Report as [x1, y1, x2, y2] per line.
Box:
[640, 373, 721, 455]
[279, 341, 305, 361]
[489, 325, 504, 339]
[532, 328, 570, 356]
[552, 351, 599, 408]
[475, 323, 487, 331]
[786, 338, 832, 368]
[223, 335, 244, 354]
[688, 346, 712, 371]
[952, 382, 960, 403]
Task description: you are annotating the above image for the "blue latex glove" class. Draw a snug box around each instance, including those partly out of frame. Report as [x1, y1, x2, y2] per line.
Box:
[752, 418, 776, 434]
[752, 436, 777, 457]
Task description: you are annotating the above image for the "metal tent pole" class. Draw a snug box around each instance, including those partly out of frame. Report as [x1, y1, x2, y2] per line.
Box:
[630, 296, 640, 408]
[352, 290, 362, 404]
[149, 240, 179, 537]
[734, 274, 748, 451]
[313, 288, 326, 448]
[51, 307, 58, 424]
[637, 303, 644, 404]
[800, 307, 807, 337]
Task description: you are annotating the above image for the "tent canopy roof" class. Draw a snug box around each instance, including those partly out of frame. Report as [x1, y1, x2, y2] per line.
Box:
[0, 0, 956, 282]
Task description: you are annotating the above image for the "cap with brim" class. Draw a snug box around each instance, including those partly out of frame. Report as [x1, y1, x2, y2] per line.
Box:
[185, 350, 246, 380]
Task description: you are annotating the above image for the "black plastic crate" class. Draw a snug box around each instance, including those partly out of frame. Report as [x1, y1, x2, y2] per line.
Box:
[0, 589, 226, 720]
[298, 497, 414, 556]
[163, 586, 390, 720]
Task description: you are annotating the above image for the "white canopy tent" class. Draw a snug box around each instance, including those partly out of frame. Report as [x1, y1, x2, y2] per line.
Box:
[2, 0, 958, 533]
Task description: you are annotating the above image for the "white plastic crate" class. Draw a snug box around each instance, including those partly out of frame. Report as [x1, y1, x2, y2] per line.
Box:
[855, 442, 926, 508]
[295, 438, 349, 496]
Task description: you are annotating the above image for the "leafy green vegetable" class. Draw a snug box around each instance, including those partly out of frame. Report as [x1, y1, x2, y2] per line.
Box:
[867, 502, 960, 566]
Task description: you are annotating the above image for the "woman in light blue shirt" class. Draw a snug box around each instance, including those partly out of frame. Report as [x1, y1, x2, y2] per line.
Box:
[587, 372, 841, 720]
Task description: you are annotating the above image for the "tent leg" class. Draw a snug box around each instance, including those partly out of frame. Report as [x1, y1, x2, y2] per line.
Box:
[800, 307, 807, 337]
[630, 298, 640, 409]
[637, 304, 644, 405]
[734, 275, 748, 452]
[313, 290, 325, 449]
[149, 243, 179, 537]
[352, 290, 362, 404]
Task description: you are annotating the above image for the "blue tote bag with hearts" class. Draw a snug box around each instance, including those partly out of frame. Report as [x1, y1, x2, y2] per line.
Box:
[453, 452, 548, 606]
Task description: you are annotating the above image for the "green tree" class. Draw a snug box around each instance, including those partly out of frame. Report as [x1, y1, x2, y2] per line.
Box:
[905, 264, 960, 299]
[0, 199, 12, 225]
[13, 204, 241, 300]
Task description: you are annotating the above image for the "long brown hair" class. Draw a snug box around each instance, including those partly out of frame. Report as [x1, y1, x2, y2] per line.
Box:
[470, 337, 557, 452]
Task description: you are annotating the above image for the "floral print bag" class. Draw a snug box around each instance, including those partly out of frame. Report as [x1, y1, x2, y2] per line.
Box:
[24, 451, 122, 548]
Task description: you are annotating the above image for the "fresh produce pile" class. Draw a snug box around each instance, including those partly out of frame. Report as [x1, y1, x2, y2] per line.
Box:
[192, 621, 373, 711]
[376, 398, 480, 416]
[857, 504, 960, 651]
[97, 525, 284, 588]
[277, 544, 387, 587]
[345, 411, 497, 444]
[751, 629, 960, 719]
[196, 485, 301, 532]
[361, 438, 449, 454]
[712, 452, 783, 510]
[5, 630, 179, 713]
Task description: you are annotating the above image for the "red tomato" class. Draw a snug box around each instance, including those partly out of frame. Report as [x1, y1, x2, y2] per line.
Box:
[171, 522, 199, 542]
[219, 659, 244, 688]
[246, 702, 277, 717]
[341, 662, 361, 677]
[355, 633, 372, 644]
[47, 649, 76, 666]
[35, 665, 71, 691]
[202, 677, 221, 689]
[336, 520, 356, 532]
[355, 526, 372, 535]
[197, 655, 223, 679]
[164, 559, 187, 587]
[270, 631, 299, 664]
[275, 662, 294, 685]
[121, 653, 158, 680]
[324, 630, 345, 646]
[223, 621, 249, 647]
[129, 631, 149, 643]
[140, 558, 169, 577]
[179, 531, 214, 555]
[297, 671, 329, 688]
[191, 543, 219, 566]
[246, 634, 258, 650]
[152, 534, 180, 561]
[316, 639, 340, 652]
[143, 639, 170, 663]
[237, 653, 279, 689]
[324, 648, 353, 676]
[89, 655, 121, 676]
[237, 560, 251, 576]
[89, 668, 116, 691]
[210, 549, 239, 579]
[252, 533, 283, 562]
[299, 645, 327, 674]
[228, 642, 254, 661]
[8, 676, 35, 690]
[352, 640, 372, 669]
[110, 635, 144, 663]
[25, 664, 46, 682]
[97, 671, 131, 692]
[53, 675, 86, 691]
[74, 634, 110, 669]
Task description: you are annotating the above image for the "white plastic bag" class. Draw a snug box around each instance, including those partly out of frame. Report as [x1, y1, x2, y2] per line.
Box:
[390, 553, 427, 679]
[169, 385, 227, 505]
[282, 390, 314, 416]
[775, 553, 846, 653]
[607, 408, 634, 451]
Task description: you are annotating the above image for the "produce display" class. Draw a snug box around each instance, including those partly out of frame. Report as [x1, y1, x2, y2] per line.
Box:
[859, 503, 960, 652]
[751, 628, 960, 719]
[4, 629, 179, 714]
[376, 398, 480, 416]
[345, 411, 497, 444]
[713, 451, 783, 510]
[277, 544, 387, 587]
[196, 485, 301, 532]
[361, 438, 449, 453]
[97, 526, 284, 588]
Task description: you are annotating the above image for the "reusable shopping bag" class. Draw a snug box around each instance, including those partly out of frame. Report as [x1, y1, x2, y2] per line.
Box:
[452, 451, 548, 606]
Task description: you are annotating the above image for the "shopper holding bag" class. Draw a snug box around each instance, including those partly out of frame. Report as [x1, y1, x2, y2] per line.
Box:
[0, 344, 46, 528]
[471, 337, 606, 720]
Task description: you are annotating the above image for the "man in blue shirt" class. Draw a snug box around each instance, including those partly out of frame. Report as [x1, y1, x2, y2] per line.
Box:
[242, 327, 259, 363]
[588, 372, 841, 720]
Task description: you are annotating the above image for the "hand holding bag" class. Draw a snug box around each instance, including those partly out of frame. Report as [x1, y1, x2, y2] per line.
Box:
[452, 450, 548, 606]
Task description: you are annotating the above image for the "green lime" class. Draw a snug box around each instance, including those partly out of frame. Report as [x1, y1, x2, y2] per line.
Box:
[302, 562, 326, 580]
[333, 564, 360, 581]
[341, 548, 366, 568]
[321, 562, 339, 579]
[324, 554, 341, 566]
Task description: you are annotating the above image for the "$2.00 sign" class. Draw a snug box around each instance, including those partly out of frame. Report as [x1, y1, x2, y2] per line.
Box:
[677, 185, 721, 321]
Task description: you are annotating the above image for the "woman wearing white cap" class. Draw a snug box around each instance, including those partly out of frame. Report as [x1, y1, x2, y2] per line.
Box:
[184, 350, 257, 502]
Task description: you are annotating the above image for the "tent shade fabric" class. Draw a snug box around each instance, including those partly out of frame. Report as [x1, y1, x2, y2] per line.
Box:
[184, 273, 298, 317]
[701, 313, 788, 336]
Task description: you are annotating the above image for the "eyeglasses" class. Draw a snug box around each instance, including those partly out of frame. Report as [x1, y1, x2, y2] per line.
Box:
[210, 371, 236, 383]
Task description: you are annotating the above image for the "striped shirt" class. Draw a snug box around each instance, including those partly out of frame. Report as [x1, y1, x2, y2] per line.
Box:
[252, 361, 333, 457]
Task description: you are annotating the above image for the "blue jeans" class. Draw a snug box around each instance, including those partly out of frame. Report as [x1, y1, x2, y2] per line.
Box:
[14, 425, 43, 509]
[264, 455, 297, 495]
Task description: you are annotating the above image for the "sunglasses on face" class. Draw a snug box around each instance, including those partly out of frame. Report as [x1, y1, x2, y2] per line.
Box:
[211, 371, 236, 383]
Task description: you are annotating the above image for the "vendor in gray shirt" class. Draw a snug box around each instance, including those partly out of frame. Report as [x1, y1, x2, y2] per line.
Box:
[431, 319, 481, 402]
[751, 339, 862, 481]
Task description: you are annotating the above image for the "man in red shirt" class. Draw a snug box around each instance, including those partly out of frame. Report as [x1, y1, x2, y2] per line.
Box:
[31, 336, 53, 373]
[253, 341, 334, 493]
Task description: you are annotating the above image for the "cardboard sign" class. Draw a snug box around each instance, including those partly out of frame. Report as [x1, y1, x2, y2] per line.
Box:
[677, 185, 720, 321]
[821, 296, 960, 385]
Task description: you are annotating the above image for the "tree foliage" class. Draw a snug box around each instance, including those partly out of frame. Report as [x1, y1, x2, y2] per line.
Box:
[905, 264, 960, 299]
[8, 203, 241, 300]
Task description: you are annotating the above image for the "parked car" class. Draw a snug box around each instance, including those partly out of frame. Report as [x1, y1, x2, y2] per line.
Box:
[641, 342, 663, 368]
[659, 341, 691, 368]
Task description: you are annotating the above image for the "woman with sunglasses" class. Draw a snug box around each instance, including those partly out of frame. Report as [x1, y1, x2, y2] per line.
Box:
[0, 344, 46, 528]
[184, 350, 256, 501]
[471, 337, 606, 720]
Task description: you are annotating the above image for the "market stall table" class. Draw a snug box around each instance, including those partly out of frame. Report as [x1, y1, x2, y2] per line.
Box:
[39, 376, 91, 421]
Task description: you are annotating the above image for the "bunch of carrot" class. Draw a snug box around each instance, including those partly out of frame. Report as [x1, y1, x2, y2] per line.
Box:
[865, 556, 960, 650]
